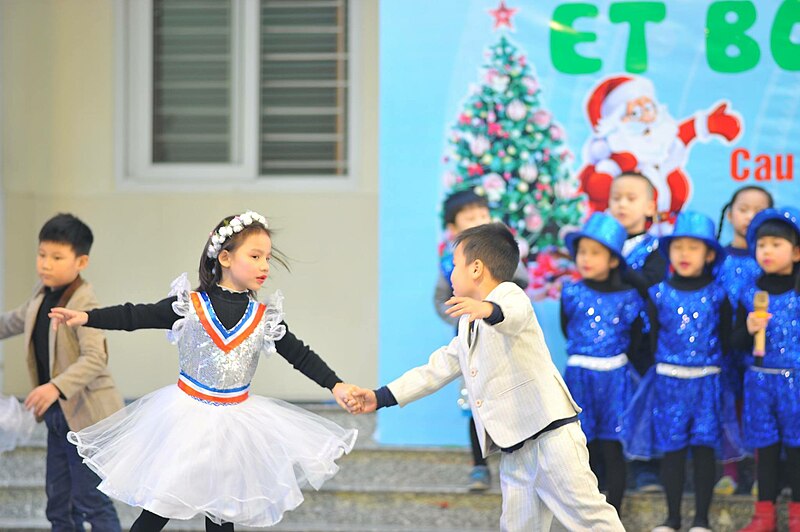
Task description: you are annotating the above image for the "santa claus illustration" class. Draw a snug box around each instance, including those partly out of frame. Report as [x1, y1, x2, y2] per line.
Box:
[578, 75, 743, 216]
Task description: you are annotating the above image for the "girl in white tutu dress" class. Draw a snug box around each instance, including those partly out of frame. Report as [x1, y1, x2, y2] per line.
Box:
[49, 211, 358, 531]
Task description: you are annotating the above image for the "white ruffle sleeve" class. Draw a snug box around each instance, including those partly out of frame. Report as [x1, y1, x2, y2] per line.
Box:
[0, 395, 36, 453]
[166, 272, 192, 344]
[260, 290, 286, 356]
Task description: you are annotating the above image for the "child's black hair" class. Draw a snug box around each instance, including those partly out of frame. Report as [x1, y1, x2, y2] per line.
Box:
[452, 222, 519, 282]
[613, 172, 656, 200]
[38, 213, 93, 256]
[755, 220, 800, 248]
[443, 190, 489, 228]
[716, 185, 774, 239]
[198, 214, 288, 296]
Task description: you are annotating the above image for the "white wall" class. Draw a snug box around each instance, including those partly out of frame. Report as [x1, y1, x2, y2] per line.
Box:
[1, 0, 379, 399]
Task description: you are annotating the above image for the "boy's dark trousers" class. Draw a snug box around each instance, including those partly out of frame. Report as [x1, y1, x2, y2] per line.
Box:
[43, 402, 121, 532]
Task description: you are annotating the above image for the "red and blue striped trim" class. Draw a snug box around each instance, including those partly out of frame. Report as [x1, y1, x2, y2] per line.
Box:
[190, 292, 266, 353]
[177, 371, 249, 405]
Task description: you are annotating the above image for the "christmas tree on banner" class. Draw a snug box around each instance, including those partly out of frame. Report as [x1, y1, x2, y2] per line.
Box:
[441, 1, 585, 300]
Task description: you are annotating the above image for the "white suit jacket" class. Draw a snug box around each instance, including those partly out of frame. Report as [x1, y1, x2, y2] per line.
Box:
[388, 282, 580, 456]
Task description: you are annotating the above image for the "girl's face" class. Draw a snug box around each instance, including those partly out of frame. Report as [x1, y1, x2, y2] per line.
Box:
[575, 238, 618, 282]
[728, 189, 772, 241]
[756, 236, 800, 275]
[669, 237, 715, 278]
[218, 231, 272, 292]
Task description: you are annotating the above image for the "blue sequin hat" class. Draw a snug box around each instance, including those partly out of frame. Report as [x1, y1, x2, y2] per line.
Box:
[565, 213, 628, 269]
[746, 206, 800, 255]
[660, 211, 725, 268]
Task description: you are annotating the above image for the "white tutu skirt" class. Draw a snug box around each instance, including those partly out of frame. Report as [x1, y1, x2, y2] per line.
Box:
[0, 395, 36, 453]
[67, 385, 357, 527]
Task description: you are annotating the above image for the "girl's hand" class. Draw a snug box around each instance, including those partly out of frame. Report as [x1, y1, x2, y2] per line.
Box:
[746, 311, 771, 336]
[48, 307, 89, 330]
[445, 297, 494, 323]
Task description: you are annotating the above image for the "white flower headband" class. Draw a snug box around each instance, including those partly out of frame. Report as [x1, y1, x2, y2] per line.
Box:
[206, 210, 269, 259]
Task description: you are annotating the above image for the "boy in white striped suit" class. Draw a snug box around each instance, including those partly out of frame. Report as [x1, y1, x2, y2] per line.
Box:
[350, 223, 624, 531]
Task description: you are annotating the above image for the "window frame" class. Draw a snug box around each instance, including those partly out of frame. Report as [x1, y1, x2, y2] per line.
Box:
[116, 0, 360, 191]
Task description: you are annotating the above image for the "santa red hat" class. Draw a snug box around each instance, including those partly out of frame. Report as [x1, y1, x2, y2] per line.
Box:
[586, 75, 656, 130]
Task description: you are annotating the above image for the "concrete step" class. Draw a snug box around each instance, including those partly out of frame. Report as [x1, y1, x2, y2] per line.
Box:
[0, 403, 787, 531]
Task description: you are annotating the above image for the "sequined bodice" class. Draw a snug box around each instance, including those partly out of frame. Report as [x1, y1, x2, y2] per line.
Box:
[719, 253, 762, 303]
[739, 286, 800, 369]
[624, 233, 658, 271]
[176, 292, 270, 390]
[650, 280, 727, 367]
[562, 281, 645, 357]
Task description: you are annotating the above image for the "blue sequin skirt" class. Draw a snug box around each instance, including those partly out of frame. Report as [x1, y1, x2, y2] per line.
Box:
[621, 367, 745, 462]
[564, 363, 637, 442]
[743, 367, 800, 449]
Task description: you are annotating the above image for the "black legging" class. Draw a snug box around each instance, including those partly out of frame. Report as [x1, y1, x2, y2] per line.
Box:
[756, 443, 800, 502]
[588, 440, 626, 514]
[469, 416, 487, 467]
[130, 509, 234, 532]
[660, 446, 715, 529]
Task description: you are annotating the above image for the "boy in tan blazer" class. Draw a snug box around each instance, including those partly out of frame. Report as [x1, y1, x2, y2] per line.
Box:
[351, 223, 624, 532]
[0, 214, 123, 531]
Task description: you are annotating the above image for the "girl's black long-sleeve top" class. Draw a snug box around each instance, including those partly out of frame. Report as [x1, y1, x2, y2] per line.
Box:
[85, 284, 343, 390]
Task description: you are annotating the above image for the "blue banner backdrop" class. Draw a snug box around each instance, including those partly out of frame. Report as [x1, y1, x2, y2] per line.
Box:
[378, 0, 799, 446]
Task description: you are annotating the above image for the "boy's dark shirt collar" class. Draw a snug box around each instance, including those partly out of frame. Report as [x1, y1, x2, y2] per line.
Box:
[723, 245, 750, 257]
[667, 271, 714, 291]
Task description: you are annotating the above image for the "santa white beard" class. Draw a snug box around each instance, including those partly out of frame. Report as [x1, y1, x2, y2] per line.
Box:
[604, 109, 679, 167]
[602, 108, 682, 212]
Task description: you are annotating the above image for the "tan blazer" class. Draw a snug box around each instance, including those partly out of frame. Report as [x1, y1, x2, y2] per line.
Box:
[0, 276, 124, 431]
[388, 281, 580, 457]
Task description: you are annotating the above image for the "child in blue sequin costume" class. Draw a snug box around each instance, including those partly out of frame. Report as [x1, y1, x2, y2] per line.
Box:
[562, 213, 647, 515]
[608, 171, 667, 493]
[48, 212, 359, 532]
[622, 211, 742, 532]
[714, 186, 773, 497]
[732, 207, 800, 532]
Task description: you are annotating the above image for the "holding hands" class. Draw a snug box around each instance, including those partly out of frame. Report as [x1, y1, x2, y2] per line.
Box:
[48, 307, 89, 330]
[445, 296, 493, 323]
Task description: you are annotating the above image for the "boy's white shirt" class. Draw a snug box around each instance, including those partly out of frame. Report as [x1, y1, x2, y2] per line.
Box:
[388, 281, 580, 457]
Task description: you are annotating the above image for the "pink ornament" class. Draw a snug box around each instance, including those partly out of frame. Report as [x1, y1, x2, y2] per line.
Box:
[525, 212, 544, 233]
[459, 114, 471, 125]
[482, 173, 506, 202]
[488, 123, 503, 137]
[487, 111, 497, 122]
[533, 110, 551, 128]
[498, 150, 506, 157]
[549, 125, 563, 141]
[469, 135, 490, 157]
[467, 163, 484, 177]
[506, 99, 527, 121]
[442, 171, 459, 188]
[519, 163, 539, 183]
[475, 101, 483, 109]
[522, 76, 539, 94]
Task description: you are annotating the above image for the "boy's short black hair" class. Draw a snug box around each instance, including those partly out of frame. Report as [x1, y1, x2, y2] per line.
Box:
[614, 171, 655, 199]
[452, 222, 519, 282]
[39, 213, 94, 256]
[443, 190, 489, 227]
[756, 220, 800, 247]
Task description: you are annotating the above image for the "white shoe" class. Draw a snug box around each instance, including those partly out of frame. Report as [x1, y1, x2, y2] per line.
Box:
[688, 527, 712, 532]
[651, 527, 678, 532]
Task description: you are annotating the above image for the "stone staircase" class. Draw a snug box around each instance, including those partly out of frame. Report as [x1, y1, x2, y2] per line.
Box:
[0, 404, 786, 531]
